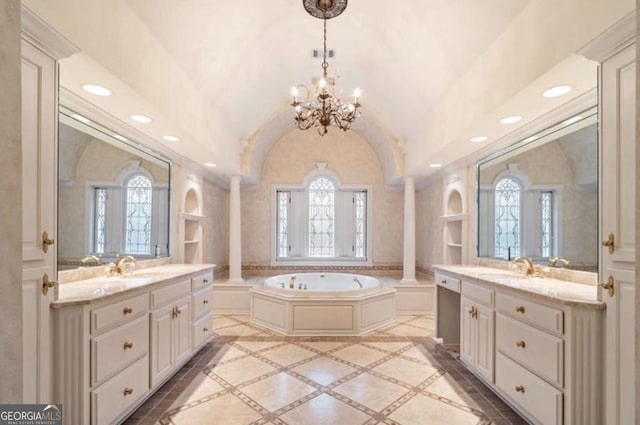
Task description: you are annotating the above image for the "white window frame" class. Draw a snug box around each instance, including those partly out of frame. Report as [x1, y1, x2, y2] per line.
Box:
[270, 171, 372, 266]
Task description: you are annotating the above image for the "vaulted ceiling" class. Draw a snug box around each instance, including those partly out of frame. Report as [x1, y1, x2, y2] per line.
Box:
[24, 0, 634, 182]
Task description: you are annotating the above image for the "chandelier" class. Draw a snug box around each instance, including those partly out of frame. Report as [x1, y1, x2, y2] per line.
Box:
[290, 0, 361, 136]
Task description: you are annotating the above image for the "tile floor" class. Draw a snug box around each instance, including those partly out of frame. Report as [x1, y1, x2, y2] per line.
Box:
[124, 315, 527, 425]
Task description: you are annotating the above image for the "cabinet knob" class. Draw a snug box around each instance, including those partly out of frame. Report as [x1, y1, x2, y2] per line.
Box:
[203, 328, 209, 332]
[601, 233, 615, 254]
[203, 299, 209, 305]
[42, 231, 55, 253]
[203, 279, 209, 283]
[123, 342, 133, 350]
[441, 280, 447, 285]
[42, 273, 57, 296]
[516, 340, 526, 348]
[123, 388, 134, 396]
[515, 385, 525, 393]
[600, 275, 615, 298]
[515, 306, 525, 314]
[123, 307, 133, 315]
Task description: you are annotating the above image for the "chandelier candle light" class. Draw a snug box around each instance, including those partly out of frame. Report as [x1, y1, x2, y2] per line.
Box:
[291, 0, 361, 136]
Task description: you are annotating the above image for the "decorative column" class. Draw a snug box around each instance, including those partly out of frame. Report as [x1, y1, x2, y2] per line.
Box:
[401, 175, 418, 283]
[227, 175, 243, 283]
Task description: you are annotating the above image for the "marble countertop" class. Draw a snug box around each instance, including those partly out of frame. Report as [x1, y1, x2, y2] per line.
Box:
[52, 264, 216, 308]
[433, 265, 604, 309]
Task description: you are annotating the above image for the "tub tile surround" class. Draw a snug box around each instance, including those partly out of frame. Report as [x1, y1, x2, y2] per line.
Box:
[123, 314, 527, 425]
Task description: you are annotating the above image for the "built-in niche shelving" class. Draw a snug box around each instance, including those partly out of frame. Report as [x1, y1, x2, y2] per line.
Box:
[442, 178, 467, 265]
[181, 185, 205, 264]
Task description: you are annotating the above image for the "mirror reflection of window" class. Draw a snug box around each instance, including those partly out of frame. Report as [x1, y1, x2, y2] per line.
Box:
[494, 176, 521, 259]
[125, 174, 153, 254]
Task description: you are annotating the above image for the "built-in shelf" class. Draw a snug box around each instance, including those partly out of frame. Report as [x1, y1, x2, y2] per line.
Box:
[441, 213, 466, 222]
[184, 240, 199, 244]
[448, 243, 463, 248]
[181, 212, 206, 221]
[443, 186, 465, 265]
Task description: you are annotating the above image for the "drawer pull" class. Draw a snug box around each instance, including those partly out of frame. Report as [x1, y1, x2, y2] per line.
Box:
[123, 342, 134, 350]
[515, 385, 525, 393]
[516, 340, 526, 348]
[515, 306, 525, 314]
[203, 327, 209, 332]
[203, 299, 209, 305]
[123, 307, 133, 315]
[203, 278, 209, 283]
[123, 387, 134, 396]
[441, 280, 447, 285]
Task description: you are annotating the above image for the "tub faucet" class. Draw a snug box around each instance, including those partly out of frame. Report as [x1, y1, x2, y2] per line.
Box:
[512, 257, 535, 276]
[289, 276, 296, 289]
[354, 278, 363, 288]
[548, 256, 570, 267]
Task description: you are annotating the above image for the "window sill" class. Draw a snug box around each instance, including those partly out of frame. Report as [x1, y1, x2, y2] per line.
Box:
[272, 257, 372, 267]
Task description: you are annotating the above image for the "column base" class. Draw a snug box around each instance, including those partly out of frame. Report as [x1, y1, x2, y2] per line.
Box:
[226, 278, 245, 284]
[400, 278, 419, 285]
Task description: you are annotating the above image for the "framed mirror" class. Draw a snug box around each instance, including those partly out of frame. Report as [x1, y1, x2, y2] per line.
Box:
[58, 106, 171, 270]
[477, 106, 597, 272]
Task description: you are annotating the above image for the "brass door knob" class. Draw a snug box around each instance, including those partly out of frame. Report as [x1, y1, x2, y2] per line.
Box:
[123, 388, 134, 396]
[600, 275, 615, 298]
[602, 233, 615, 254]
[123, 307, 133, 315]
[42, 273, 57, 296]
[123, 342, 133, 350]
[515, 306, 525, 314]
[203, 299, 209, 304]
[515, 385, 525, 393]
[516, 341, 526, 348]
[42, 231, 55, 253]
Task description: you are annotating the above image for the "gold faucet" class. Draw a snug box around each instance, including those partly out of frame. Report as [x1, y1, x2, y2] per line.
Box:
[80, 254, 102, 266]
[548, 256, 570, 267]
[111, 255, 137, 275]
[289, 276, 296, 289]
[512, 257, 535, 275]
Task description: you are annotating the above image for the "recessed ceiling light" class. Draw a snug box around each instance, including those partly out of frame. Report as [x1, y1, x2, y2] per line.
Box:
[72, 114, 91, 124]
[562, 116, 583, 126]
[543, 85, 572, 98]
[162, 135, 180, 142]
[470, 136, 489, 143]
[113, 134, 128, 142]
[129, 114, 153, 123]
[523, 136, 539, 143]
[499, 115, 523, 124]
[82, 84, 112, 96]
[429, 163, 442, 168]
[205, 163, 217, 168]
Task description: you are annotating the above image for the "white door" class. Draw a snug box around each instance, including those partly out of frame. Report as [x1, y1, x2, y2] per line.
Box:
[474, 304, 494, 384]
[151, 305, 174, 387]
[21, 39, 57, 403]
[460, 298, 475, 367]
[600, 42, 636, 425]
[174, 298, 192, 366]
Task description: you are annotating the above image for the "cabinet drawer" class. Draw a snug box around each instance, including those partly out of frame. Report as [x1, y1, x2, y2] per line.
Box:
[91, 293, 148, 334]
[192, 287, 213, 320]
[192, 272, 213, 291]
[496, 292, 564, 335]
[193, 313, 213, 349]
[91, 355, 149, 425]
[496, 314, 563, 387]
[91, 315, 149, 385]
[435, 274, 461, 293]
[462, 281, 494, 307]
[151, 280, 190, 309]
[496, 352, 563, 425]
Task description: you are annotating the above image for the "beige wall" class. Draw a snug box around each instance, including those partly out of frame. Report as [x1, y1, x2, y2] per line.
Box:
[0, 0, 22, 402]
[202, 179, 229, 269]
[241, 129, 403, 267]
[58, 136, 169, 260]
[416, 179, 444, 273]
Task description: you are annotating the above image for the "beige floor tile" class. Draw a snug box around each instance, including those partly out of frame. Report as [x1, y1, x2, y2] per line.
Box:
[259, 344, 316, 366]
[214, 324, 263, 336]
[424, 374, 482, 409]
[389, 393, 483, 425]
[400, 345, 436, 364]
[371, 356, 440, 386]
[332, 372, 409, 411]
[208, 345, 248, 364]
[212, 316, 242, 329]
[362, 342, 413, 353]
[382, 324, 431, 337]
[240, 372, 316, 412]
[211, 356, 276, 386]
[280, 393, 370, 425]
[407, 316, 435, 329]
[291, 357, 357, 386]
[331, 344, 388, 367]
[164, 392, 262, 425]
[233, 341, 284, 352]
[169, 372, 225, 408]
[298, 341, 349, 352]
[228, 315, 251, 322]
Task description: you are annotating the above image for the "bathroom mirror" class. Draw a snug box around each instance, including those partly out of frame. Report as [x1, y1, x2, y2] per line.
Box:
[477, 107, 597, 272]
[58, 106, 171, 270]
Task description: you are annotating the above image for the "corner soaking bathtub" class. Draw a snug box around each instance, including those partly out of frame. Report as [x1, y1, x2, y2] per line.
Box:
[250, 272, 396, 336]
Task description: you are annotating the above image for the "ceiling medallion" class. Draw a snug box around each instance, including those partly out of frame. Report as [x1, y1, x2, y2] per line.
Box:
[291, 0, 361, 136]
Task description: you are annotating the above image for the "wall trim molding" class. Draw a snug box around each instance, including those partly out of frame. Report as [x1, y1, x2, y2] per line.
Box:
[21, 5, 78, 60]
[579, 11, 636, 62]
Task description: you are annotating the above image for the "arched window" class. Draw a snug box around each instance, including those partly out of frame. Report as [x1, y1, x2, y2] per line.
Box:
[308, 177, 335, 257]
[125, 174, 153, 254]
[494, 177, 521, 258]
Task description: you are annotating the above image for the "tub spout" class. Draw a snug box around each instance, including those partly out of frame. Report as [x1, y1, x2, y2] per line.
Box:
[354, 278, 363, 288]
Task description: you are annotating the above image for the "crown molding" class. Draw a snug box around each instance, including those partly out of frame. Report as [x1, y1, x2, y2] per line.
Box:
[579, 11, 636, 62]
[21, 4, 79, 60]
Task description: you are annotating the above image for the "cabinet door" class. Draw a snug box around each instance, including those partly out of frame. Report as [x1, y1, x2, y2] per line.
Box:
[21, 39, 56, 403]
[600, 42, 636, 425]
[150, 305, 174, 387]
[474, 304, 494, 383]
[174, 297, 192, 366]
[460, 298, 475, 367]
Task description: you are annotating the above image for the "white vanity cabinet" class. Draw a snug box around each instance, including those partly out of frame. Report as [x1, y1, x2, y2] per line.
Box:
[460, 281, 494, 384]
[435, 267, 604, 425]
[52, 265, 214, 425]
